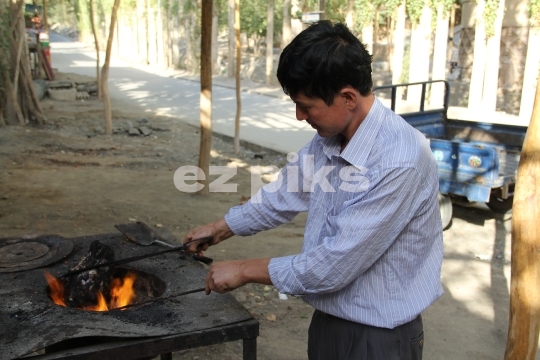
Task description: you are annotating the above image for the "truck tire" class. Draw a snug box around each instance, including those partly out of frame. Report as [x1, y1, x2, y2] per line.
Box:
[487, 195, 513, 214]
[439, 193, 452, 230]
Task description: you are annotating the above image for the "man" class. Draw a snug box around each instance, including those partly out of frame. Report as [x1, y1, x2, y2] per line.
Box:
[184, 20, 443, 359]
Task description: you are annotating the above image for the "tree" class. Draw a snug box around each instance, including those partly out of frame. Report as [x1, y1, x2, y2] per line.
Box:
[282, 0, 291, 49]
[503, 73, 540, 360]
[43, 0, 49, 33]
[430, 0, 452, 106]
[227, 0, 234, 77]
[266, 0, 274, 84]
[88, 0, 102, 98]
[481, 0, 505, 111]
[407, 0, 431, 104]
[468, 0, 487, 110]
[198, 0, 213, 195]
[519, 2, 540, 120]
[212, 0, 219, 73]
[101, 0, 122, 134]
[233, 0, 241, 154]
[345, 0, 354, 29]
[1, 0, 47, 126]
[391, 1, 406, 85]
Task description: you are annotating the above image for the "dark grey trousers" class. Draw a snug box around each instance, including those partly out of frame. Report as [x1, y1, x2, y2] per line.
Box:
[308, 310, 424, 360]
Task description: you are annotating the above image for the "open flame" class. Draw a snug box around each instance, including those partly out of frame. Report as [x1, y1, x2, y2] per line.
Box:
[44, 271, 137, 311]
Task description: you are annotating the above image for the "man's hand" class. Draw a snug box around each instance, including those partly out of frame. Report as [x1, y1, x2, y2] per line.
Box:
[205, 258, 272, 295]
[183, 218, 234, 255]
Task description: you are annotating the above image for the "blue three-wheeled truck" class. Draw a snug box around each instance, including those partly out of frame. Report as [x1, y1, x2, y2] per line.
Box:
[374, 80, 527, 229]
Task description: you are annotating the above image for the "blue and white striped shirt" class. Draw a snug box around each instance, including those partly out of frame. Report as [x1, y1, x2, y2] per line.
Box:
[225, 97, 444, 329]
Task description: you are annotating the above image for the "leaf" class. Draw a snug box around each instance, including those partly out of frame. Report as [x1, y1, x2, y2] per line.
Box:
[266, 313, 276, 321]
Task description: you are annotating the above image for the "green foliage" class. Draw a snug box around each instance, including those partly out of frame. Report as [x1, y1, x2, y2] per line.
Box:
[406, 0, 424, 24]
[353, 0, 374, 30]
[530, 0, 540, 26]
[482, 0, 500, 38]
[384, 0, 403, 16]
[240, 0, 283, 40]
[430, 0, 453, 26]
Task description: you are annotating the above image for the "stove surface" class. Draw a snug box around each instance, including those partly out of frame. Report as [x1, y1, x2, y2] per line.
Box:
[0, 233, 252, 359]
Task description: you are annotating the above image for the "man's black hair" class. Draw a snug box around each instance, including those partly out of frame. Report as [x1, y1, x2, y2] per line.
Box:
[276, 20, 373, 106]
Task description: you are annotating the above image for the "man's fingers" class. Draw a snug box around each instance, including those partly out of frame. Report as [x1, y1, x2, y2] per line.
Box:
[205, 272, 213, 295]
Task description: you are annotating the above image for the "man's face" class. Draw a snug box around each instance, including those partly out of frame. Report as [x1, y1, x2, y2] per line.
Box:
[291, 91, 352, 138]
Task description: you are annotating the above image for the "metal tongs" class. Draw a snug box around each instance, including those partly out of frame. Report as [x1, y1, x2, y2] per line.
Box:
[114, 222, 213, 265]
[59, 236, 213, 278]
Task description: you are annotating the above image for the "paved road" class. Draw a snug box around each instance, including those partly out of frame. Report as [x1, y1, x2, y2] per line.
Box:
[49, 32, 315, 155]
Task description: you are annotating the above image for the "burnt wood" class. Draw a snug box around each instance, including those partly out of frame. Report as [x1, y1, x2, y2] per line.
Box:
[65, 240, 115, 308]
[0, 233, 257, 360]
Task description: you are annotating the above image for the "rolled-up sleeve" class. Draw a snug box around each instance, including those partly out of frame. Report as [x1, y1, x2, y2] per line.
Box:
[224, 144, 312, 236]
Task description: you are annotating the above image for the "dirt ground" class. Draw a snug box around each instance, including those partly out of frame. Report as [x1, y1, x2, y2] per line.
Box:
[0, 71, 529, 359]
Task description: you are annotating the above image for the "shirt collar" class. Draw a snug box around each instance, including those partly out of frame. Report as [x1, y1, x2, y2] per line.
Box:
[320, 97, 385, 168]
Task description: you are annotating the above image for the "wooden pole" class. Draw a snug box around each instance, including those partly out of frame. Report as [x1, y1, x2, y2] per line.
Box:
[88, 0, 102, 99]
[233, 0, 241, 154]
[43, 0, 48, 33]
[265, 0, 274, 85]
[198, 0, 213, 195]
[101, 0, 122, 135]
[504, 72, 540, 360]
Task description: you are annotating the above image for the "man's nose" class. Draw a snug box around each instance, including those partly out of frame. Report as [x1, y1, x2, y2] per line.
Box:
[296, 106, 307, 121]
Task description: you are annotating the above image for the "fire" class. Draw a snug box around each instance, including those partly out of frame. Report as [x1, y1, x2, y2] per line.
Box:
[110, 274, 136, 309]
[44, 272, 66, 306]
[44, 271, 137, 311]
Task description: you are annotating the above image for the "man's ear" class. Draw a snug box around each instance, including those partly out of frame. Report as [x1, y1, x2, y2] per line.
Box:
[339, 87, 359, 110]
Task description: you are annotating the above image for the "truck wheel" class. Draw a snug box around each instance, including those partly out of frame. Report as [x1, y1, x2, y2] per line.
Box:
[487, 195, 513, 214]
[439, 193, 452, 230]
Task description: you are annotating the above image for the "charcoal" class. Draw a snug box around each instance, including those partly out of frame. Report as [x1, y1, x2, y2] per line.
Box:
[65, 240, 115, 308]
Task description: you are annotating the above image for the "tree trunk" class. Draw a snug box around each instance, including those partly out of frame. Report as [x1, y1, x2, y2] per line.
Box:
[373, 7, 379, 56]
[282, 0, 291, 49]
[392, 1, 406, 85]
[503, 74, 540, 360]
[157, 0, 163, 68]
[266, 0, 274, 85]
[481, 0, 505, 112]
[102, 0, 122, 135]
[318, 0, 325, 20]
[431, 3, 449, 107]
[447, 4, 456, 63]
[43, 0, 49, 33]
[227, 0, 235, 77]
[386, 16, 394, 70]
[362, 23, 373, 55]
[234, 0, 241, 154]
[198, 0, 213, 195]
[145, 0, 150, 65]
[3, 3, 46, 125]
[468, 0, 487, 109]
[89, 0, 102, 99]
[407, 5, 431, 104]
[211, 0, 219, 74]
[345, 0, 354, 29]
[520, 27, 540, 121]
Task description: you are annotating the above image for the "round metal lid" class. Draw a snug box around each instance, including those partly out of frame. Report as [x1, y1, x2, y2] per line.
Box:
[0, 236, 74, 272]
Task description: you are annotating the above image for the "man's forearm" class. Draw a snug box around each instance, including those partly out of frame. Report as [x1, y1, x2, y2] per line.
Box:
[240, 258, 272, 285]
